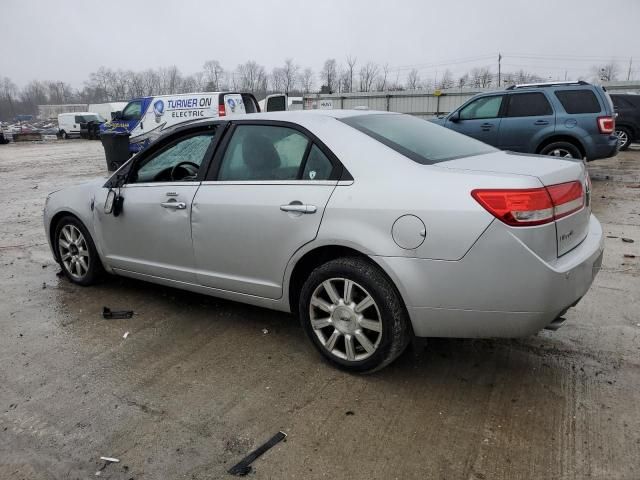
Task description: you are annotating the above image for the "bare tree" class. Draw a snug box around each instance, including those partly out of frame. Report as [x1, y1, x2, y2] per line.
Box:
[300, 68, 314, 93]
[203, 60, 224, 90]
[592, 62, 619, 82]
[321, 59, 338, 92]
[470, 67, 492, 88]
[406, 69, 421, 90]
[270, 67, 286, 92]
[346, 55, 357, 93]
[359, 62, 379, 92]
[282, 58, 299, 94]
[437, 69, 455, 90]
[236, 61, 267, 93]
[457, 73, 470, 89]
[375, 63, 389, 91]
[0, 77, 18, 118]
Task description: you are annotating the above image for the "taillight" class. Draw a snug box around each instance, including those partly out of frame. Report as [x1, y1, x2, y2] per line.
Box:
[597, 116, 614, 134]
[472, 180, 584, 227]
[218, 104, 226, 117]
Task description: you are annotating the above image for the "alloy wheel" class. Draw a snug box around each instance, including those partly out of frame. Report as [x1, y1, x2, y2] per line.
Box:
[616, 129, 629, 149]
[548, 148, 574, 158]
[58, 224, 90, 280]
[309, 278, 383, 362]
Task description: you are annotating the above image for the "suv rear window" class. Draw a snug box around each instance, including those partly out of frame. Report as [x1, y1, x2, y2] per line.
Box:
[506, 93, 553, 117]
[341, 114, 497, 165]
[554, 90, 601, 114]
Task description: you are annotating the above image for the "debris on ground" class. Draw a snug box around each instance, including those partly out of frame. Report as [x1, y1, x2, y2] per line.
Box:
[262, 328, 269, 335]
[345, 411, 355, 416]
[42, 282, 46, 289]
[606, 235, 618, 239]
[622, 238, 635, 243]
[623, 254, 636, 259]
[103, 307, 134, 319]
[56, 270, 64, 277]
[123, 332, 130, 339]
[626, 184, 640, 189]
[99, 457, 120, 463]
[228, 431, 287, 476]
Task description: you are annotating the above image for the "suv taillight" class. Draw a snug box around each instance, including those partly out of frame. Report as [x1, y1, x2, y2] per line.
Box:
[597, 116, 615, 134]
[218, 104, 226, 117]
[472, 181, 584, 227]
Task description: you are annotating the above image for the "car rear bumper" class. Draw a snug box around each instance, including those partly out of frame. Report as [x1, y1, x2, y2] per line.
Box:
[372, 215, 604, 338]
[585, 135, 619, 161]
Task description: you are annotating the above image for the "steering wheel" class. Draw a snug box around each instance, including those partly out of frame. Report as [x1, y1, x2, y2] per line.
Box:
[170, 161, 199, 181]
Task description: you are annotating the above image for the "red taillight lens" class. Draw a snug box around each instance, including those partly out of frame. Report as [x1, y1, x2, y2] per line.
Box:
[547, 181, 584, 219]
[218, 104, 226, 116]
[597, 116, 614, 134]
[472, 180, 584, 227]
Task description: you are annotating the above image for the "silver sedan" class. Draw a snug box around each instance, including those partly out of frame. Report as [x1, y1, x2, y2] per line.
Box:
[44, 111, 604, 372]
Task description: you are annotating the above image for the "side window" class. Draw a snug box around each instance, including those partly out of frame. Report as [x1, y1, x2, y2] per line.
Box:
[459, 96, 503, 120]
[133, 132, 214, 183]
[218, 125, 310, 181]
[554, 90, 601, 114]
[506, 93, 553, 117]
[122, 101, 143, 121]
[74, 116, 82, 123]
[303, 144, 334, 180]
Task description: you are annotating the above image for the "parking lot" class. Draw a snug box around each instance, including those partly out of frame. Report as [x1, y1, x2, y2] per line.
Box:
[0, 140, 639, 479]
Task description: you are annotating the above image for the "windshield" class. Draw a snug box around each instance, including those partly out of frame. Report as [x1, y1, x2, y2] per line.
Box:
[81, 115, 105, 123]
[341, 114, 497, 164]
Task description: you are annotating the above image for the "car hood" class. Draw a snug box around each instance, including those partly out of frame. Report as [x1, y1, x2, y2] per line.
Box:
[429, 116, 447, 126]
[47, 176, 107, 197]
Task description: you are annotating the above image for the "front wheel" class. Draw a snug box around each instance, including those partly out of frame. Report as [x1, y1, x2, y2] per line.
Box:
[54, 215, 103, 285]
[616, 127, 632, 151]
[539, 141, 582, 159]
[299, 257, 411, 373]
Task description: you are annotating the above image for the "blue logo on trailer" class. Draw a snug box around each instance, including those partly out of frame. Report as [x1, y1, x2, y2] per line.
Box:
[226, 98, 236, 112]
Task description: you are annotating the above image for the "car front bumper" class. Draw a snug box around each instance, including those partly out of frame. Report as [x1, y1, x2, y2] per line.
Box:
[373, 215, 604, 338]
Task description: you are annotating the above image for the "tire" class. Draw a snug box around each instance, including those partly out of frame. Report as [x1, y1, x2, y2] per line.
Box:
[60, 130, 68, 140]
[54, 215, 104, 286]
[615, 127, 632, 151]
[539, 141, 582, 159]
[299, 257, 411, 373]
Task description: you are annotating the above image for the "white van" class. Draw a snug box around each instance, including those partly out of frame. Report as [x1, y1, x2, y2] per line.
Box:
[58, 112, 106, 139]
[102, 92, 290, 154]
[88, 102, 128, 122]
[259, 95, 303, 112]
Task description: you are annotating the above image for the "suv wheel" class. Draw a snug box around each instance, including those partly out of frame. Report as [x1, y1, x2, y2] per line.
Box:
[539, 141, 582, 159]
[299, 257, 411, 373]
[616, 127, 631, 151]
[54, 215, 104, 286]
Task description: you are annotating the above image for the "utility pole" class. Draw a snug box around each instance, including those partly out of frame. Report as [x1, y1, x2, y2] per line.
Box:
[628, 57, 633, 81]
[497, 53, 502, 87]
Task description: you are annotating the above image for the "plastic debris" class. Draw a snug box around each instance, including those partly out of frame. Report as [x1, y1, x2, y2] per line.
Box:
[99, 457, 119, 463]
[623, 254, 636, 259]
[622, 238, 634, 243]
[228, 431, 287, 476]
[103, 307, 134, 319]
[123, 332, 130, 339]
[262, 328, 269, 335]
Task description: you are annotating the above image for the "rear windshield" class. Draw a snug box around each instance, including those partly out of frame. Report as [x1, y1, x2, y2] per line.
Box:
[340, 114, 497, 164]
[554, 90, 601, 114]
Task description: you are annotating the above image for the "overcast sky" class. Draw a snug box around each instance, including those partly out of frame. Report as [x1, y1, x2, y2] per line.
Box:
[1, 0, 638, 88]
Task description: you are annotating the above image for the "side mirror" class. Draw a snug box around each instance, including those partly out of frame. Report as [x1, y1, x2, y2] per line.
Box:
[104, 189, 124, 216]
[449, 111, 460, 123]
[111, 111, 122, 121]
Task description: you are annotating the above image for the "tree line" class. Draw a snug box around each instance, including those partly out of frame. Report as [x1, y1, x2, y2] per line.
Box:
[0, 58, 625, 121]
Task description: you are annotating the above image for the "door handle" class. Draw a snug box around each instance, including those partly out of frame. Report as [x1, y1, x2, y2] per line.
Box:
[280, 203, 317, 214]
[534, 120, 549, 125]
[161, 201, 186, 210]
[481, 122, 493, 131]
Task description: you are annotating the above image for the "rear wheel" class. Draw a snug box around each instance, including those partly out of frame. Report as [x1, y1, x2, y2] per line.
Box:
[616, 127, 632, 151]
[54, 215, 103, 285]
[299, 257, 411, 373]
[539, 141, 582, 159]
[60, 130, 68, 140]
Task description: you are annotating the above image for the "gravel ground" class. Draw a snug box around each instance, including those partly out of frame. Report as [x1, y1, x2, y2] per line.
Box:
[0, 139, 639, 480]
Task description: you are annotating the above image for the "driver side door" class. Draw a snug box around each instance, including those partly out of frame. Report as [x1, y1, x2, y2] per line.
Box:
[446, 95, 504, 146]
[95, 129, 217, 283]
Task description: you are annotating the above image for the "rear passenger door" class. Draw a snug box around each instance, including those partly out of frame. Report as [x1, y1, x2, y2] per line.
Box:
[446, 95, 504, 146]
[498, 92, 555, 152]
[191, 122, 340, 299]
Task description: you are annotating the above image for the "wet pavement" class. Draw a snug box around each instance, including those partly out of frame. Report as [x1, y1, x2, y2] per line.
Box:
[1, 140, 639, 480]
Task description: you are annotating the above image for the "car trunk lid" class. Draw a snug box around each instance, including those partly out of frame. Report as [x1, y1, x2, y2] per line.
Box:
[439, 151, 591, 258]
